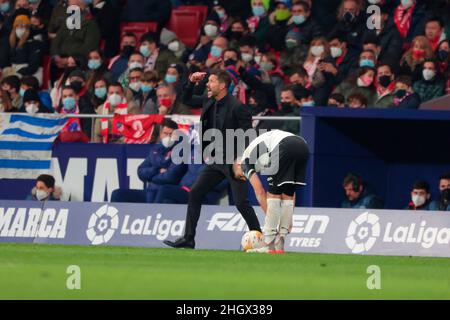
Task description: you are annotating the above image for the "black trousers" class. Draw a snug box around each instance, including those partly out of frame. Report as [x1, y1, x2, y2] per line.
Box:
[184, 164, 262, 238]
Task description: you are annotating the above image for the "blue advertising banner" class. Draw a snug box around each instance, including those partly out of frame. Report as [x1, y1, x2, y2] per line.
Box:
[1, 200, 449, 257]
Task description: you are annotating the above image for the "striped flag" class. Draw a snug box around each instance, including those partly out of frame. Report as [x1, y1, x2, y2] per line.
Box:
[0, 114, 67, 179]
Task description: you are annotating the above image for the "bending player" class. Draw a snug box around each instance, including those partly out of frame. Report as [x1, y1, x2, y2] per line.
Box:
[233, 130, 310, 253]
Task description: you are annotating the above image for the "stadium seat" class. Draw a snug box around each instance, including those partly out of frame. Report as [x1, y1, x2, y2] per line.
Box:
[177, 5, 208, 25]
[41, 55, 51, 90]
[167, 10, 202, 48]
[120, 22, 158, 43]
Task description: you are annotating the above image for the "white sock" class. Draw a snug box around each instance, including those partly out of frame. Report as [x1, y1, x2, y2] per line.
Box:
[264, 198, 281, 244]
[279, 199, 294, 237]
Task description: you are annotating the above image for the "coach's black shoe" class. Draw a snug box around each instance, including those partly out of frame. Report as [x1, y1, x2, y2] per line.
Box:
[163, 236, 195, 249]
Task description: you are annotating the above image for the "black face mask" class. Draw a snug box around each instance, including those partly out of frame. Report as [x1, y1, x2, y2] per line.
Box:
[441, 188, 450, 205]
[71, 81, 84, 93]
[281, 102, 294, 113]
[122, 45, 136, 58]
[229, 31, 243, 41]
[224, 59, 237, 67]
[343, 11, 356, 24]
[438, 50, 449, 62]
[378, 75, 392, 88]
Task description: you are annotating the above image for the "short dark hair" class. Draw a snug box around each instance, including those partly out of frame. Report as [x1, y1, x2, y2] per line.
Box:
[210, 70, 232, 89]
[62, 85, 76, 93]
[1, 75, 21, 92]
[161, 119, 179, 130]
[123, 32, 137, 40]
[107, 82, 124, 92]
[439, 173, 450, 181]
[141, 31, 159, 45]
[425, 16, 444, 28]
[289, 67, 308, 78]
[294, 1, 311, 12]
[21, 76, 40, 91]
[329, 93, 345, 104]
[348, 92, 368, 106]
[37, 174, 55, 189]
[412, 180, 430, 193]
[343, 173, 363, 190]
[396, 75, 412, 87]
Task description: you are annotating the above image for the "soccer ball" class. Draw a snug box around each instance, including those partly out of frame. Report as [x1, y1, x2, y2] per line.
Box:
[241, 230, 264, 251]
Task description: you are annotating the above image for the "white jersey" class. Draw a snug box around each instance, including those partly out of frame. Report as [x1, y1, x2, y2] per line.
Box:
[241, 130, 295, 162]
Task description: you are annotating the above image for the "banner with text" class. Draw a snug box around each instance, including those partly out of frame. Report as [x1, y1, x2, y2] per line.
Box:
[1, 201, 449, 257]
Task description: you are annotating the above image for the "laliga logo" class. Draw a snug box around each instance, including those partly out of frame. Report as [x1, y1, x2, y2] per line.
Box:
[86, 205, 119, 245]
[346, 212, 381, 254]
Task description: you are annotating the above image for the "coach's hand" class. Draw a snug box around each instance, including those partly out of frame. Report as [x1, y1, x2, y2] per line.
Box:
[189, 72, 207, 84]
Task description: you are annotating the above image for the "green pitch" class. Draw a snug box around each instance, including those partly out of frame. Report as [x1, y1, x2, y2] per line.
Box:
[0, 243, 449, 300]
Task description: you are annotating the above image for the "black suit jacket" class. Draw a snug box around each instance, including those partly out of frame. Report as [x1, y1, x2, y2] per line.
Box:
[182, 81, 253, 161]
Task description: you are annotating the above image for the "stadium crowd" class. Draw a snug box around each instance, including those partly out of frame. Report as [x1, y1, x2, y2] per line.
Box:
[0, 0, 449, 209]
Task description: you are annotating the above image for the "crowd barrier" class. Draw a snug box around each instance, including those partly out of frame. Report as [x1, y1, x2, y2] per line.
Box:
[0, 200, 449, 257]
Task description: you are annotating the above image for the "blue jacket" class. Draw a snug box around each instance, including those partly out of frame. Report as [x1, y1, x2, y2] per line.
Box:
[138, 143, 187, 186]
[429, 200, 450, 212]
[341, 187, 384, 209]
[397, 93, 421, 109]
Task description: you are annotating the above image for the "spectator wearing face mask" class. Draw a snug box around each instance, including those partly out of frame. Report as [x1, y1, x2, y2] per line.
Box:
[393, 0, 429, 43]
[329, 0, 366, 55]
[137, 70, 160, 115]
[191, 12, 221, 64]
[108, 33, 138, 81]
[327, 93, 345, 108]
[20, 75, 52, 112]
[413, 59, 445, 103]
[399, 36, 434, 82]
[57, 85, 90, 143]
[406, 180, 432, 211]
[140, 32, 179, 78]
[18, 88, 50, 114]
[27, 174, 61, 202]
[247, 0, 271, 49]
[3, 14, 44, 82]
[280, 27, 309, 75]
[333, 66, 377, 106]
[212, 2, 231, 34]
[225, 19, 250, 50]
[1, 75, 22, 110]
[94, 82, 132, 143]
[118, 53, 145, 89]
[393, 75, 421, 109]
[328, 31, 359, 86]
[374, 64, 396, 108]
[85, 49, 114, 92]
[205, 36, 229, 69]
[435, 40, 450, 94]
[91, 78, 108, 110]
[156, 83, 191, 116]
[286, 1, 322, 47]
[429, 173, 450, 211]
[160, 28, 187, 62]
[265, 0, 292, 52]
[304, 37, 337, 106]
[124, 67, 144, 114]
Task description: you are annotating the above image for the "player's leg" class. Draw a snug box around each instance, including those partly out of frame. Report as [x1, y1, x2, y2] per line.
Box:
[226, 167, 261, 233]
[276, 184, 297, 253]
[163, 165, 224, 248]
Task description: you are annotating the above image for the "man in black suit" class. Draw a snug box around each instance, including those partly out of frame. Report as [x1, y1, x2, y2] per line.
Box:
[163, 70, 262, 249]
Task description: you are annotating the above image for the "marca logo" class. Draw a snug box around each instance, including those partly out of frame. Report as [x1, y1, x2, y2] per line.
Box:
[0, 207, 68, 239]
[346, 212, 450, 254]
[86, 205, 185, 245]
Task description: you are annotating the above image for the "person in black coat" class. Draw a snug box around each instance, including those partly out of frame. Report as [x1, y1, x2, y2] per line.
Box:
[328, 31, 359, 86]
[164, 70, 262, 249]
[286, 1, 323, 46]
[89, 0, 121, 58]
[19, 89, 51, 114]
[329, 0, 366, 56]
[121, 0, 172, 31]
[363, 6, 404, 69]
[393, 75, 421, 109]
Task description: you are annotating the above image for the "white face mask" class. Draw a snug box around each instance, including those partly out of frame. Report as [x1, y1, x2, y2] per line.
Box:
[401, 0, 414, 9]
[129, 81, 141, 92]
[423, 69, 436, 81]
[26, 103, 39, 114]
[108, 93, 122, 106]
[161, 136, 175, 148]
[168, 41, 180, 52]
[331, 46, 343, 58]
[241, 53, 253, 63]
[36, 189, 49, 201]
[311, 45, 324, 57]
[412, 194, 426, 207]
[129, 61, 143, 70]
[368, 0, 381, 4]
[254, 55, 262, 64]
[204, 24, 218, 37]
[16, 27, 26, 38]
